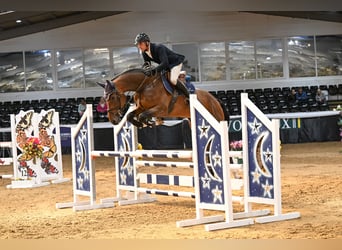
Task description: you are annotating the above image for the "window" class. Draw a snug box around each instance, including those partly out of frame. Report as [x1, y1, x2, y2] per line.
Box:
[113, 47, 142, 75]
[0, 52, 25, 93]
[316, 35, 342, 76]
[288, 36, 315, 77]
[173, 43, 199, 82]
[25, 50, 53, 91]
[229, 41, 255, 80]
[84, 48, 110, 88]
[200, 42, 226, 81]
[256, 39, 283, 78]
[56, 49, 83, 88]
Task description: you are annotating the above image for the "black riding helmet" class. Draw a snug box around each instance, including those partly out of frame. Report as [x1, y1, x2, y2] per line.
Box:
[134, 33, 150, 45]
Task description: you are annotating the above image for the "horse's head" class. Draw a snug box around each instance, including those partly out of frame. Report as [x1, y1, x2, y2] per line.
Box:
[97, 80, 129, 125]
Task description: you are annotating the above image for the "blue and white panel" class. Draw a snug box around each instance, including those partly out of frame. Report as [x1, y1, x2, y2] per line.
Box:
[74, 117, 91, 193]
[195, 110, 226, 207]
[246, 107, 275, 200]
[116, 121, 135, 187]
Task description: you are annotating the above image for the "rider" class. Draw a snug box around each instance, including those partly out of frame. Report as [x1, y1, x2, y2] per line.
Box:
[134, 32, 189, 98]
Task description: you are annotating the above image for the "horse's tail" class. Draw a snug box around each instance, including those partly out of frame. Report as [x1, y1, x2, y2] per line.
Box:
[218, 99, 230, 123]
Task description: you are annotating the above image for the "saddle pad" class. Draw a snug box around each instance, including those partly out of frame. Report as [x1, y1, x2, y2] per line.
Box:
[161, 73, 196, 95]
[161, 73, 174, 94]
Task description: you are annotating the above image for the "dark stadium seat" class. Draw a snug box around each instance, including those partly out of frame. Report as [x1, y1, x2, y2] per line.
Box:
[338, 84, 342, 95]
[290, 104, 299, 112]
[328, 85, 338, 95]
[319, 103, 329, 111]
[309, 102, 318, 111]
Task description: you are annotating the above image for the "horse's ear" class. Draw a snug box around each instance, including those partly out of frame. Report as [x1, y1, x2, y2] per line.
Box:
[96, 82, 105, 89]
[105, 80, 115, 90]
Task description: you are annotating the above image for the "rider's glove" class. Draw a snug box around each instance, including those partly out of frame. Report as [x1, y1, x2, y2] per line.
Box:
[142, 61, 151, 69]
[143, 68, 155, 76]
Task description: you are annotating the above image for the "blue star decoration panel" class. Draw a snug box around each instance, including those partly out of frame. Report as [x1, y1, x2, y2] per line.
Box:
[75, 118, 91, 192]
[247, 109, 274, 199]
[116, 121, 135, 187]
[195, 110, 225, 205]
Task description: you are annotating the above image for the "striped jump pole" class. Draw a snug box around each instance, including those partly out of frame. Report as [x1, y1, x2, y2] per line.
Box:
[0, 141, 12, 148]
[135, 160, 193, 168]
[91, 150, 192, 159]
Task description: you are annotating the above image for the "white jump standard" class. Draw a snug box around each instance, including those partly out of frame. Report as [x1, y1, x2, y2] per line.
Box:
[176, 94, 300, 231]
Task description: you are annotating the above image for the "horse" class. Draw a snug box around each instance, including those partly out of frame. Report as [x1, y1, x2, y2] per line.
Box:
[97, 68, 229, 127]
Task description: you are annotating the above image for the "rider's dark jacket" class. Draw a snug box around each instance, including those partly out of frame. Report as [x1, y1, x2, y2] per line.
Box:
[142, 43, 185, 72]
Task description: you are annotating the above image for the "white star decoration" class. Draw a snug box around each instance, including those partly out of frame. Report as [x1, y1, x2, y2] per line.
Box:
[75, 148, 81, 163]
[263, 147, 273, 162]
[251, 168, 262, 184]
[83, 169, 90, 181]
[126, 163, 134, 176]
[212, 151, 222, 167]
[262, 179, 274, 198]
[77, 176, 84, 189]
[201, 173, 211, 189]
[120, 171, 127, 185]
[80, 128, 87, 141]
[212, 185, 223, 203]
[248, 118, 262, 135]
[122, 122, 131, 138]
[198, 119, 210, 139]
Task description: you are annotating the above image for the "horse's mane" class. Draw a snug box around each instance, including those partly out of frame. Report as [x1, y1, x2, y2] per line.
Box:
[111, 68, 144, 81]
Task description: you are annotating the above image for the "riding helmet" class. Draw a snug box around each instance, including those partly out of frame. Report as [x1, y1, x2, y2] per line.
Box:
[135, 33, 150, 45]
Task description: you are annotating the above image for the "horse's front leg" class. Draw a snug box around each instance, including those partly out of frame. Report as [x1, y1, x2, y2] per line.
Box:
[138, 110, 155, 127]
[138, 106, 166, 127]
[127, 109, 144, 128]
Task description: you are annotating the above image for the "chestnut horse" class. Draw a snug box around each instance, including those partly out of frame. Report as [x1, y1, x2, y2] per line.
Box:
[97, 68, 229, 127]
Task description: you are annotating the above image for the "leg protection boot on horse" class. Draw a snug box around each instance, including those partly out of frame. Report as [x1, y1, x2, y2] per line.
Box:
[175, 81, 190, 103]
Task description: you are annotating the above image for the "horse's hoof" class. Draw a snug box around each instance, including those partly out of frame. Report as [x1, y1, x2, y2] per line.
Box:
[146, 121, 155, 127]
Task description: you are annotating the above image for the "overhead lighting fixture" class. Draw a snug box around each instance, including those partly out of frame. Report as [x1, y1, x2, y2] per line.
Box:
[16, 19, 22, 23]
[0, 11, 14, 16]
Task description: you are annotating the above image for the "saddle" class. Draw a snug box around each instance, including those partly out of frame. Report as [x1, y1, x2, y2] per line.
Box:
[160, 71, 195, 113]
[160, 72, 195, 95]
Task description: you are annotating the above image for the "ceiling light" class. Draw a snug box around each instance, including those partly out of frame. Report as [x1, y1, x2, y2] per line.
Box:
[16, 19, 22, 23]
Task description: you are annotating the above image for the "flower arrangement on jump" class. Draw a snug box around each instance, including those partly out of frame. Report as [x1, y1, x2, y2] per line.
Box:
[22, 137, 44, 164]
[229, 140, 243, 178]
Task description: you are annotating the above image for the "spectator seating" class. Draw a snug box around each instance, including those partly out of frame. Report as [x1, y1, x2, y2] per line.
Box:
[0, 84, 341, 127]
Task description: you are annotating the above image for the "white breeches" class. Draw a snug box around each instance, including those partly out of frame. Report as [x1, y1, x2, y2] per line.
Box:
[170, 63, 183, 85]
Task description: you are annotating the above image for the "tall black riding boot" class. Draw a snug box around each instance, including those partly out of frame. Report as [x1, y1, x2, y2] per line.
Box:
[175, 81, 190, 98]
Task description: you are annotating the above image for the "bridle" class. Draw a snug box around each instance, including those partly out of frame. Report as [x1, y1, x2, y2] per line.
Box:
[105, 72, 159, 121]
[106, 90, 130, 121]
